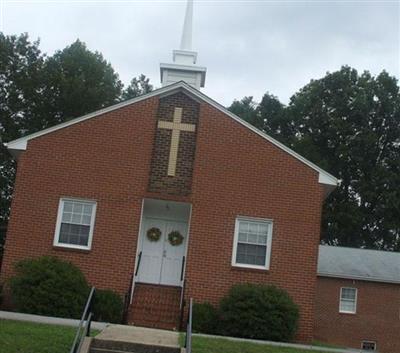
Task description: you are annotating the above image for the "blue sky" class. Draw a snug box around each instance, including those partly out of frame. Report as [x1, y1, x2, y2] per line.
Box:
[1, 0, 399, 105]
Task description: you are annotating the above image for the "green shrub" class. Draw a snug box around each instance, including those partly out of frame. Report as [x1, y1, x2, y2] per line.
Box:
[93, 289, 123, 323]
[10, 256, 89, 319]
[192, 302, 219, 334]
[219, 284, 299, 342]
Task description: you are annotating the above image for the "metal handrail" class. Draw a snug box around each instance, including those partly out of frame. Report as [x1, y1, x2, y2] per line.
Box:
[135, 251, 142, 276]
[70, 287, 96, 353]
[180, 256, 186, 281]
[179, 279, 186, 331]
[185, 298, 193, 353]
[123, 272, 135, 323]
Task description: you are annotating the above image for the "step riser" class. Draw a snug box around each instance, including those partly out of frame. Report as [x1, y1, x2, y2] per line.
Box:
[90, 339, 181, 353]
[128, 284, 182, 330]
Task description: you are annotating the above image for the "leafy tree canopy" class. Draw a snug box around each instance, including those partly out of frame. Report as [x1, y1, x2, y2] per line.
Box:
[0, 33, 153, 225]
[42, 39, 123, 125]
[229, 66, 400, 251]
[122, 74, 153, 101]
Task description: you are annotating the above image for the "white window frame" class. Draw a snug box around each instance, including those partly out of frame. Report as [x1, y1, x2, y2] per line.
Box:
[53, 198, 97, 250]
[339, 287, 358, 314]
[361, 341, 377, 351]
[231, 216, 273, 270]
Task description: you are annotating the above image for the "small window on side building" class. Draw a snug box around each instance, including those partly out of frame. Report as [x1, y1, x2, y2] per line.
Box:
[339, 287, 357, 314]
[361, 341, 376, 351]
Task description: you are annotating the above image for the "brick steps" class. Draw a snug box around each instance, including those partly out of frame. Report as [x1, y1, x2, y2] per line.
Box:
[127, 283, 182, 330]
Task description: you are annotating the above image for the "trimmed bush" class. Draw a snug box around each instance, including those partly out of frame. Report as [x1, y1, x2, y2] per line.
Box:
[93, 289, 123, 323]
[219, 284, 299, 342]
[10, 256, 89, 319]
[192, 302, 219, 334]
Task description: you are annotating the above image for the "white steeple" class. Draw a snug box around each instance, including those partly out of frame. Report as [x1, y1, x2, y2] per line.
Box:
[180, 0, 193, 51]
[160, 0, 206, 89]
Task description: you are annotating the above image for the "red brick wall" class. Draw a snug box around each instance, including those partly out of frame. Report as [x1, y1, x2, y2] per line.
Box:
[185, 102, 325, 342]
[148, 92, 199, 195]
[1, 97, 159, 296]
[315, 277, 400, 353]
[1, 90, 326, 343]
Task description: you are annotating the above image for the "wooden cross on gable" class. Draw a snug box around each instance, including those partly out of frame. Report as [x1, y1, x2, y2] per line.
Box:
[158, 107, 196, 176]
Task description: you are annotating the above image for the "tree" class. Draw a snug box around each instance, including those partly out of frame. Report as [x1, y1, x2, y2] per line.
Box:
[230, 67, 400, 251]
[42, 39, 123, 124]
[0, 34, 150, 234]
[122, 74, 153, 100]
[289, 67, 400, 250]
[0, 35, 141, 227]
[229, 96, 259, 127]
[0, 33, 46, 224]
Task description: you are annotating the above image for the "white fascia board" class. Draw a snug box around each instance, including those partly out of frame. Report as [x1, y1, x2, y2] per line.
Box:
[160, 62, 207, 73]
[5, 81, 338, 187]
[318, 272, 400, 285]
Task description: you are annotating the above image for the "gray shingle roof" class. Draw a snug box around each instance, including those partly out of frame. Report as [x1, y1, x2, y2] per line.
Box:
[317, 245, 400, 284]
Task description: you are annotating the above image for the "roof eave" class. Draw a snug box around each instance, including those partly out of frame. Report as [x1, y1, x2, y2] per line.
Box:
[5, 80, 338, 188]
[318, 272, 400, 285]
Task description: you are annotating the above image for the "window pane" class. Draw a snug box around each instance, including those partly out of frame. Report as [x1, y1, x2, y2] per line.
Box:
[239, 221, 248, 232]
[71, 213, 82, 224]
[82, 215, 91, 225]
[248, 233, 257, 243]
[73, 203, 83, 213]
[258, 235, 267, 245]
[249, 222, 258, 234]
[342, 288, 356, 300]
[62, 212, 72, 223]
[238, 232, 247, 242]
[83, 204, 93, 215]
[259, 224, 268, 235]
[63, 201, 73, 212]
[236, 243, 266, 266]
[59, 223, 90, 246]
[340, 300, 356, 313]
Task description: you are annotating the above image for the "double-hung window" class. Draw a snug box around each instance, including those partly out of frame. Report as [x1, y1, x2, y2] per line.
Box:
[54, 198, 97, 250]
[339, 287, 357, 314]
[232, 217, 273, 270]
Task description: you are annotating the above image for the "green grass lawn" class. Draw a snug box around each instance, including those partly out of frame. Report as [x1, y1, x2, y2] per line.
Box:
[185, 335, 332, 353]
[0, 319, 98, 353]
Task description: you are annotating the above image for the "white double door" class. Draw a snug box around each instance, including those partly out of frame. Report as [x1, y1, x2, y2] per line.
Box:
[137, 217, 188, 286]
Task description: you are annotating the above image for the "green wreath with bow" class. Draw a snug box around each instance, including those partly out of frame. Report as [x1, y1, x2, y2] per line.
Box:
[147, 227, 162, 242]
[168, 230, 184, 246]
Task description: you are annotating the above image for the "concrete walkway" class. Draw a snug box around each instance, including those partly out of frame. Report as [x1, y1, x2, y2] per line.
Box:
[0, 310, 108, 330]
[95, 324, 180, 349]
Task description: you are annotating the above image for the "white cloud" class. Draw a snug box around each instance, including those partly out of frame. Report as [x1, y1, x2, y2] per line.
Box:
[2, 0, 399, 105]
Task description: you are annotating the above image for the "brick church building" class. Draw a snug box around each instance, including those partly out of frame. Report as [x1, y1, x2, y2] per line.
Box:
[2, 1, 398, 351]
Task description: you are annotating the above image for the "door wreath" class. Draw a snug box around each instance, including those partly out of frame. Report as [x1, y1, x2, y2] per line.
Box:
[147, 227, 162, 242]
[168, 230, 184, 246]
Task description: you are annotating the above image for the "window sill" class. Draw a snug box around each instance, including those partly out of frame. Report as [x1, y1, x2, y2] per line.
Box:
[231, 264, 270, 273]
[53, 245, 91, 254]
[339, 311, 356, 315]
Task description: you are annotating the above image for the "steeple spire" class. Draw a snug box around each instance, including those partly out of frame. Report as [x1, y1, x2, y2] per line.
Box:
[160, 0, 206, 90]
[180, 0, 193, 51]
